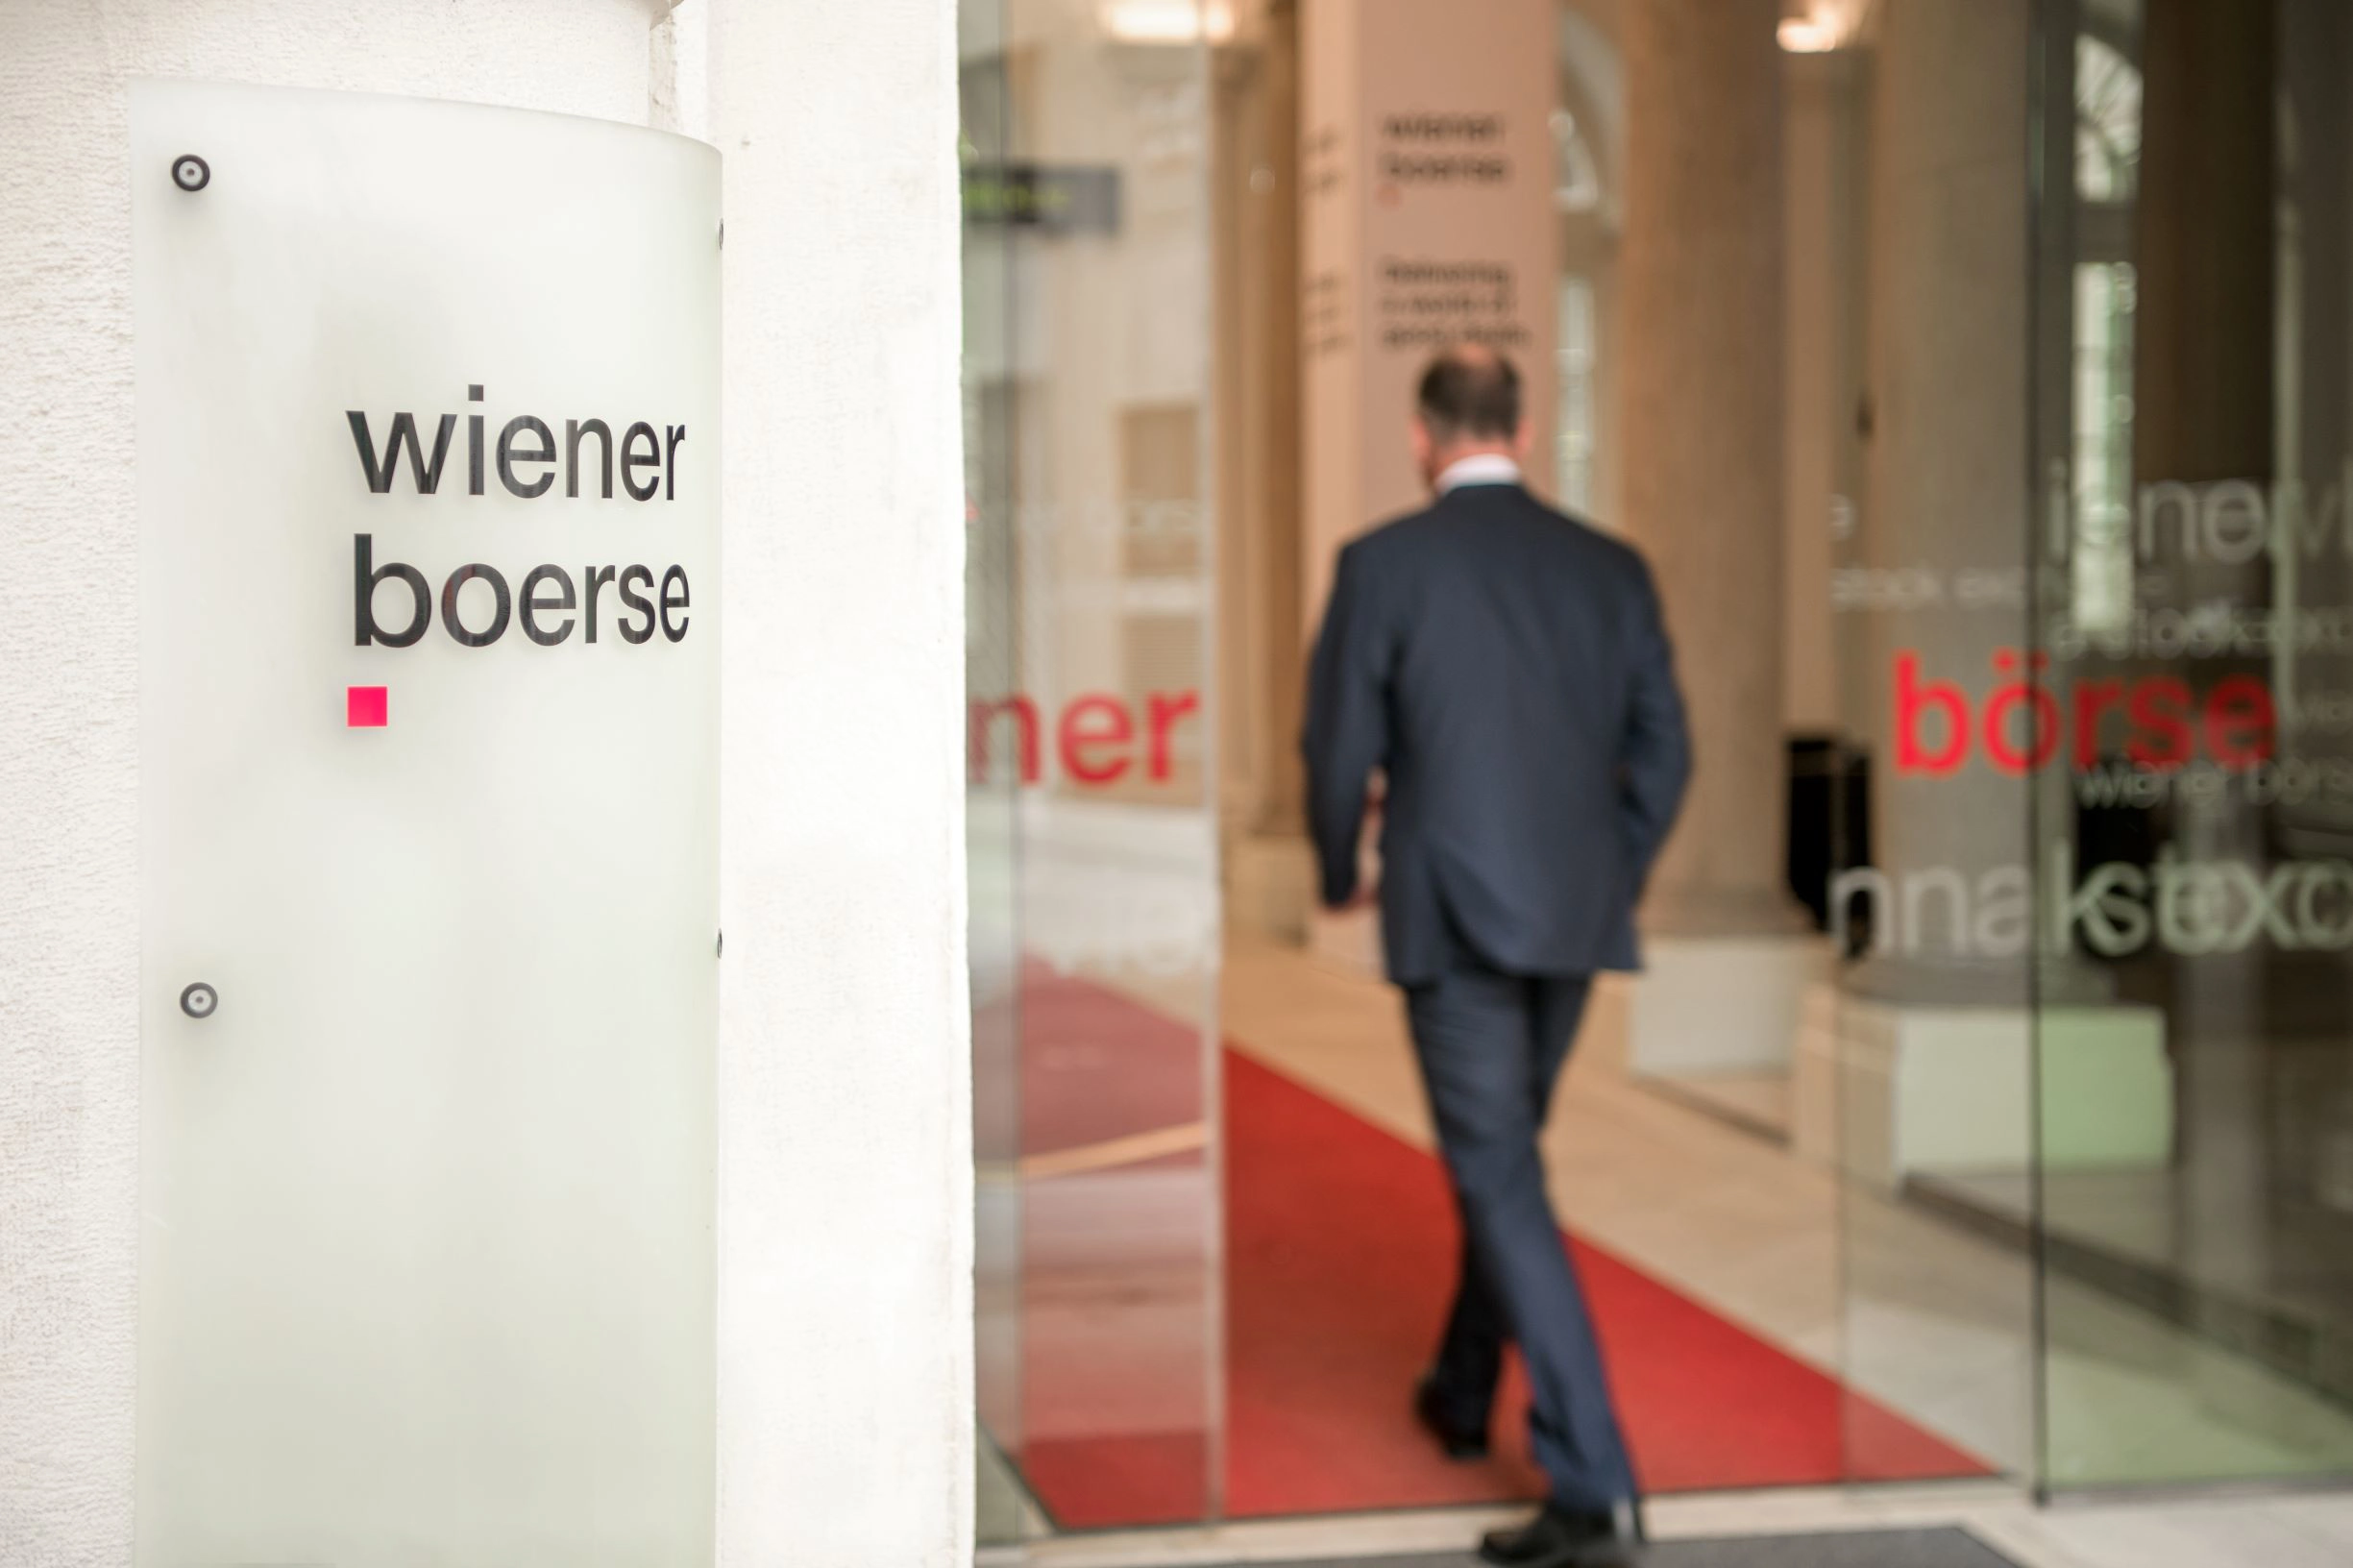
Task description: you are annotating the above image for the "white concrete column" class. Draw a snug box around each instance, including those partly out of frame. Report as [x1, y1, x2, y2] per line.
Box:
[1, 3, 974, 1562]
[0, 6, 666, 1559]
[1618, 0, 1826, 1077]
[710, 1, 972, 1564]
[1848, 0, 2037, 1004]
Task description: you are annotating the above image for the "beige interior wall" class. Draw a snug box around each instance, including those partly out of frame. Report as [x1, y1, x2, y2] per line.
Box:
[1289, 0, 1565, 958]
[1301, 0, 1562, 619]
[1214, 1, 1888, 938]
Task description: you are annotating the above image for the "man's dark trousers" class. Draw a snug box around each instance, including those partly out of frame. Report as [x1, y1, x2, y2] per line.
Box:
[1409, 956, 1635, 1515]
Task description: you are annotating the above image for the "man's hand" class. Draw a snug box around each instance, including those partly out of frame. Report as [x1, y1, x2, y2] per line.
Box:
[1329, 775, 1383, 912]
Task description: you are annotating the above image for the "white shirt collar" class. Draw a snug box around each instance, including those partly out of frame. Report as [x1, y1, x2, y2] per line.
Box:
[1435, 453, 1524, 494]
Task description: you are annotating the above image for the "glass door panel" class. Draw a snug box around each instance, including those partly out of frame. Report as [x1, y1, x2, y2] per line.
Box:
[966, 0, 1224, 1533]
[2029, 0, 2353, 1491]
[1824, 0, 2041, 1488]
[964, 0, 1032, 1543]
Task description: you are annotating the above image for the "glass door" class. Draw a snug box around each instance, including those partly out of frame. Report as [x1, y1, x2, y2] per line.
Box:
[1823, 0, 2353, 1503]
[965, 0, 1225, 1537]
[1821, 0, 2042, 1491]
[2027, 0, 2353, 1492]
[964, 0, 1030, 1542]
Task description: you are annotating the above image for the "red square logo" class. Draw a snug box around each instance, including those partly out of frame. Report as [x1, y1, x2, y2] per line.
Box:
[347, 686, 388, 727]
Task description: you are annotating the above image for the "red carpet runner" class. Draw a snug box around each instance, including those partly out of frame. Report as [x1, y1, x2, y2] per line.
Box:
[1013, 977, 1989, 1529]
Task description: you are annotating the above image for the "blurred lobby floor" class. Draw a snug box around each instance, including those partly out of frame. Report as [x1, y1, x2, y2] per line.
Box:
[981, 1481, 2353, 1568]
[1217, 937, 2353, 1489]
[984, 937, 2353, 1554]
[1203, 1529, 2021, 1567]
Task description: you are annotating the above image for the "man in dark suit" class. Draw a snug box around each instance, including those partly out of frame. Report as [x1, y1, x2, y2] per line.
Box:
[1303, 345, 1690, 1567]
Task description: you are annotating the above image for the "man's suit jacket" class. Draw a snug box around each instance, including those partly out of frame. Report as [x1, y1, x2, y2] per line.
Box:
[1302, 481, 1692, 987]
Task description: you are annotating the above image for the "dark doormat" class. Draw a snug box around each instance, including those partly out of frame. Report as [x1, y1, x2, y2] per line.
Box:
[1243, 1529, 2021, 1568]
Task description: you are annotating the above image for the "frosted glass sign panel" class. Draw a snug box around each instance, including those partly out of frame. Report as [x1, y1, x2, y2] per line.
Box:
[132, 82, 719, 1565]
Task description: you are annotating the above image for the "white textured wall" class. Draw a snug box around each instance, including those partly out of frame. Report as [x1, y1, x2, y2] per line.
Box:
[0, 2, 972, 1563]
[708, 0, 973, 1563]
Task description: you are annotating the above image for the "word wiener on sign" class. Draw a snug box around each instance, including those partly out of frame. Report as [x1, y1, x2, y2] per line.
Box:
[349, 384, 692, 650]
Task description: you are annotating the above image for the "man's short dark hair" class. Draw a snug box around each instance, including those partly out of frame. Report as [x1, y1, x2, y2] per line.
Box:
[1417, 346, 1523, 444]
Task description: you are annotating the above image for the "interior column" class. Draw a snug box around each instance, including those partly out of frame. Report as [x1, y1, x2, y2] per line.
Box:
[1618, 0, 1823, 1079]
[1791, 0, 2170, 1187]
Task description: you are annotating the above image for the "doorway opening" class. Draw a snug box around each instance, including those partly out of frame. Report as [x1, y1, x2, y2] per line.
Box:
[965, 0, 2353, 1547]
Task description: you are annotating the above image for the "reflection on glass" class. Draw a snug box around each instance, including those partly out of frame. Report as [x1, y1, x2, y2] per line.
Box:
[2071, 261, 2137, 636]
[1556, 277, 1598, 512]
[2032, 0, 2353, 1492]
[964, 0, 1029, 1541]
[967, 0, 2353, 1527]
[966, 0, 1221, 1533]
[1825, 0, 2039, 1492]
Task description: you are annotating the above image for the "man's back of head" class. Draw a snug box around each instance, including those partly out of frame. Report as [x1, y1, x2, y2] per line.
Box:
[1413, 344, 1526, 486]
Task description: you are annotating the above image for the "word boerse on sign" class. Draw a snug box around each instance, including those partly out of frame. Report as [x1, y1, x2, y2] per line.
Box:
[350, 384, 693, 651]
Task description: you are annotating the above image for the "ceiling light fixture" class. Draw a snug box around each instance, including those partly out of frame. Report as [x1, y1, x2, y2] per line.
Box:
[1100, 0, 1237, 46]
[1778, 0, 1866, 54]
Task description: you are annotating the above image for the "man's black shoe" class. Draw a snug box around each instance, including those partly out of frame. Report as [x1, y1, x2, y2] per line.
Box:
[1479, 1501, 1637, 1567]
[1412, 1376, 1489, 1461]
